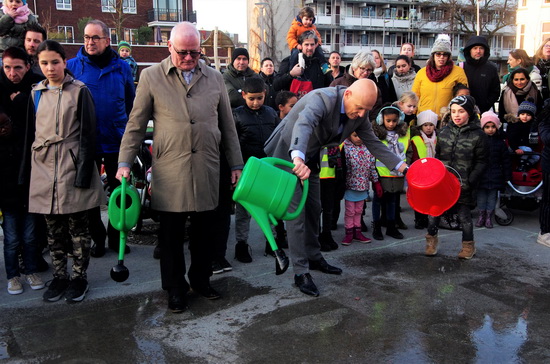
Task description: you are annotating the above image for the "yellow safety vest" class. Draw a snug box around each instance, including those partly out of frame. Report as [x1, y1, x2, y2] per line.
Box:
[320, 147, 335, 179]
[375, 130, 410, 177]
[411, 136, 428, 159]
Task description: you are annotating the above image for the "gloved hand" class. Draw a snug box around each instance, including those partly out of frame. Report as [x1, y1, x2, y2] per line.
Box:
[373, 181, 383, 198]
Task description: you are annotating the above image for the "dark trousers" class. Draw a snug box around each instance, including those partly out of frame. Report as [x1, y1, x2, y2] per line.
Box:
[428, 203, 474, 241]
[541, 172, 550, 234]
[90, 153, 120, 246]
[320, 178, 337, 232]
[158, 210, 215, 292]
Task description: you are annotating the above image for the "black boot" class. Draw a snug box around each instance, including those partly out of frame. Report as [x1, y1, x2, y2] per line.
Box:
[360, 218, 369, 232]
[319, 230, 338, 251]
[372, 221, 384, 240]
[90, 241, 106, 258]
[235, 240, 252, 263]
[386, 221, 404, 239]
[275, 222, 288, 249]
[264, 241, 276, 257]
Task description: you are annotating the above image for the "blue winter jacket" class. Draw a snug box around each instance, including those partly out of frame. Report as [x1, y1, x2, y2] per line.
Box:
[67, 47, 135, 154]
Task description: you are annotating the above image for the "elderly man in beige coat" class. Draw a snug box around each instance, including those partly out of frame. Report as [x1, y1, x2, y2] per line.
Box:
[116, 22, 243, 313]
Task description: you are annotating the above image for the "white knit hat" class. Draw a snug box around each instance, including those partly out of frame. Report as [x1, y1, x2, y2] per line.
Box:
[431, 34, 452, 54]
[417, 110, 438, 127]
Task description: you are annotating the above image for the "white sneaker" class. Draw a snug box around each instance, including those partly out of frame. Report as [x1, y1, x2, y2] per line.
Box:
[25, 273, 45, 290]
[7, 277, 23, 295]
[537, 232, 550, 248]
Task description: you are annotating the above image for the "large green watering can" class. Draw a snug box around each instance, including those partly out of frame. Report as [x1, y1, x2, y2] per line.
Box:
[108, 176, 141, 282]
[233, 157, 309, 275]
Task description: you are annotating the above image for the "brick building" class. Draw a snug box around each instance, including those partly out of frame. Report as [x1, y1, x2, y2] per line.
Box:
[27, 0, 195, 67]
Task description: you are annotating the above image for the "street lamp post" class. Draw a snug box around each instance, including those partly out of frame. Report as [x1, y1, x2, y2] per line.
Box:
[382, 20, 390, 56]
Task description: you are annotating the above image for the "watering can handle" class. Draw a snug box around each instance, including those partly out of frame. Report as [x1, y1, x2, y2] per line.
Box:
[261, 157, 309, 220]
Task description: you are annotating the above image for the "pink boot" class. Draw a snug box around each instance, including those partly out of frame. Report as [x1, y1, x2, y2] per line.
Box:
[341, 228, 354, 246]
[353, 227, 371, 243]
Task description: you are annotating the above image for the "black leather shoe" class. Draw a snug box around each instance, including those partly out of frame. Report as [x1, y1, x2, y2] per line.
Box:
[168, 291, 187, 313]
[309, 257, 342, 275]
[294, 273, 319, 297]
[192, 285, 221, 300]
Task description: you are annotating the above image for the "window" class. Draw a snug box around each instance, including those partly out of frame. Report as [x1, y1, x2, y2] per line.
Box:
[519, 24, 525, 49]
[361, 33, 369, 46]
[102, 0, 115, 12]
[58, 26, 74, 42]
[362, 6, 375, 18]
[124, 29, 138, 43]
[56, 0, 71, 10]
[123, 0, 137, 14]
[110, 28, 118, 44]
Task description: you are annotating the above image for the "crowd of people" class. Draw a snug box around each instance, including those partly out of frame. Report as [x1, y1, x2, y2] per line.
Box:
[1, 2, 550, 314]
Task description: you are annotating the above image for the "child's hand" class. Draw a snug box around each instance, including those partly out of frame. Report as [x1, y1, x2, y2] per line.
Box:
[6, 7, 18, 18]
[373, 181, 383, 198]
[515, 149, 524, 155]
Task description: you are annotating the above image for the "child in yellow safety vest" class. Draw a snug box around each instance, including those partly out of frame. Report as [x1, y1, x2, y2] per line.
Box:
[410, 110, 438, 229]
[371, 106, 412, 240]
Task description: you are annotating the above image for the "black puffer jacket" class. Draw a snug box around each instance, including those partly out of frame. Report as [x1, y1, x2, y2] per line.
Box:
[0, 69, 44, 209]
[479, 132, 511, 191]
[259, 71, 277, 111]
[463, 36, 501, 113]
[436, 116, 488, 207]
[233, 104, 279, 162]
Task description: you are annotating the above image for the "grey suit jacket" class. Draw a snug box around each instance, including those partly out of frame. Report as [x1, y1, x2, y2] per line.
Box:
[264, 86, 401, 170]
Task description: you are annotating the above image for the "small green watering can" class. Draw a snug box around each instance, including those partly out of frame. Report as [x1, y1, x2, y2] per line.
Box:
[233, 157, 309, 275]
[108, 176, 141, 282]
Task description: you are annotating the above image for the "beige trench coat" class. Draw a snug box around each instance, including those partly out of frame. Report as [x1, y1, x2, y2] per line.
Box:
[28, 76, 105, 214]
[119, 57, 243, 212]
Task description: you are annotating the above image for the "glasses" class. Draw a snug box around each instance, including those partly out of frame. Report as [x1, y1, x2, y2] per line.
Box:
[434, 52, 449, 57]
[84, 35, 107, 43]
[173, 47, 201, 58]
[358, 66, 373, 73]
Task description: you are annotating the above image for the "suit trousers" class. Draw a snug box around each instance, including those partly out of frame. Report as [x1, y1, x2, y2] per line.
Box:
[285, 169, 323, 275]
[158, 210, 215, 292]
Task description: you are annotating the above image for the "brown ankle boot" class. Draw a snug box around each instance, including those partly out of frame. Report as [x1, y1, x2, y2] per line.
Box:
[458, 241, 476, 259]
[425, 234, 439, 256]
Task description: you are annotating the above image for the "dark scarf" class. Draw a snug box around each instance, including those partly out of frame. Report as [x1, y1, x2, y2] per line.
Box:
[84, 47, 114, 69]
[426, 60, 454, 82]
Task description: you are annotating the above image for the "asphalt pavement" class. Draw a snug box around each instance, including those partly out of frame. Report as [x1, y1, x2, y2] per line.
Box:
[0, 200, 549, 363]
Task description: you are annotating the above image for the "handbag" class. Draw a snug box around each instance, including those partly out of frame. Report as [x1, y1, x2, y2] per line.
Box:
[290, 77, 313, 99]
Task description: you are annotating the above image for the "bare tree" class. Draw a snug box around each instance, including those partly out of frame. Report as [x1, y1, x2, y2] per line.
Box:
[102, 0, 139, 42]
[424, 0, 516, 41]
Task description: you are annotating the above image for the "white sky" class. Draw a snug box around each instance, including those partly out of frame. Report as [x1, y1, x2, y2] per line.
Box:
[193, 0, 248, 42]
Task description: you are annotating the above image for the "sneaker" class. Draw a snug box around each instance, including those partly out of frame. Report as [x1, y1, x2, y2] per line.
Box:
[537, 232, 550, 248]
[212, 261, 224, 274]
[7, 277, 23, 295]
[65, 278, 89, 303]
[219, 257, 233, 272]
[43, 277, 70, 302]
[25, 273, 45, 290]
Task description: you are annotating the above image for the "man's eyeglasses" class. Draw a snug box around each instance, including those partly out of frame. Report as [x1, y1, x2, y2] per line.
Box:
[173, 47, 201, 58]
[84, 35, 107, 43]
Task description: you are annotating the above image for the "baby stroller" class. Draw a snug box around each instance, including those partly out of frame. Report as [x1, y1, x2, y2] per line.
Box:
[495, 146, 543, 226]
[130, 131, 159, 232]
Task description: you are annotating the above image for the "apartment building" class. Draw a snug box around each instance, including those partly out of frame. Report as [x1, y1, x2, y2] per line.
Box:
[516, 0, 550, 55]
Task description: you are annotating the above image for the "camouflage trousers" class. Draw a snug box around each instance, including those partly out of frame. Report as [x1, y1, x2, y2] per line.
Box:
[45, 211, 91, 280]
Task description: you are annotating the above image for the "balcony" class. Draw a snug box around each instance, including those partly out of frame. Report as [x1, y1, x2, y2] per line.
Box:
[147, 8, 196, 23]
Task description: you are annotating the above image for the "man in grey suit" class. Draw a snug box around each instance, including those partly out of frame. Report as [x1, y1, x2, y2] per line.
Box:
[264, 79, 408, 296]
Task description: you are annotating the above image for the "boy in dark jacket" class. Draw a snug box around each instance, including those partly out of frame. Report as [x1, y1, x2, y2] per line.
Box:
[424, 95, 488, 259]
[233, 78, 280, 263]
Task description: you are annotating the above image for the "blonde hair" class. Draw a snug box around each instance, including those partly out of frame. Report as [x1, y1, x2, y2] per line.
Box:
[534, 37, 550, 64]
[371, 49, 386, 72]
[398, 91, 418, 105]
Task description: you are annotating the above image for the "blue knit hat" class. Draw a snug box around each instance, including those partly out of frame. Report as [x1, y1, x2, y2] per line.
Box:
[518, 99, 537, 117]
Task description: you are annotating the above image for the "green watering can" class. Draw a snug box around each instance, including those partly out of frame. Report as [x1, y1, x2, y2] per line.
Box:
[233, 157, 309, 275]
[108, 176, 141, 282]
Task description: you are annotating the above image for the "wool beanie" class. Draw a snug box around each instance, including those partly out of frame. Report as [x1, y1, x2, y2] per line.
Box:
[118, 41, 131, 52]
[417, 110, 439, 127]
[518, 99, 537, 117]
[431, 34, 452, 54]
[449, 95, 476, 117]
[231, 48, 249, 64]
[480, 110, 501, 129]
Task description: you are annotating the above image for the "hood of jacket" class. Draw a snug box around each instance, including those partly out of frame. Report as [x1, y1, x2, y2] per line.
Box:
[464, 36, 490, 66]
[295, 15, 316, 26]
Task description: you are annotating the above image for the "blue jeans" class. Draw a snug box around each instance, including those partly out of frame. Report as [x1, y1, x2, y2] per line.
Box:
[477, 188, 498, 210]
[2, 209, 40, 279]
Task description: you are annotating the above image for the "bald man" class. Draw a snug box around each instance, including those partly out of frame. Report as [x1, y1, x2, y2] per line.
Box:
[265, 79, 408, 296]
